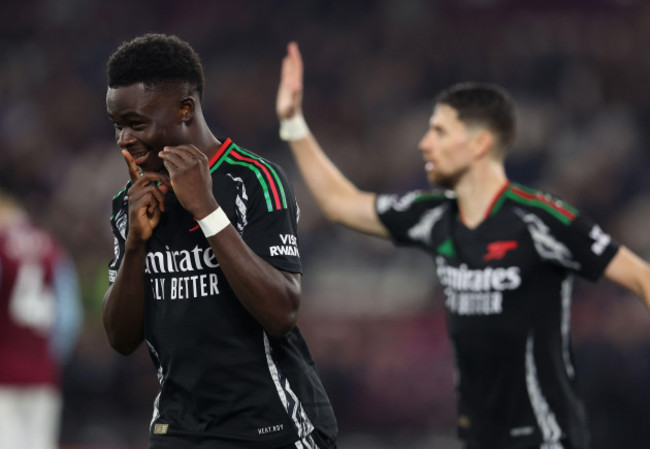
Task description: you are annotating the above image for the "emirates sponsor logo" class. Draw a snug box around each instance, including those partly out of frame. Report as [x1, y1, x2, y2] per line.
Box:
[145, 245, 219, 274]
[146, 245, 221, 301]
[436, 257, 521, 316]
[436, 257, 521, 292]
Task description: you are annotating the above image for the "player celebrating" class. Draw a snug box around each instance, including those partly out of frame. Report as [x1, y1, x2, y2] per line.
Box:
[102, 34, 337, 449]
[276, 42, 650, 449]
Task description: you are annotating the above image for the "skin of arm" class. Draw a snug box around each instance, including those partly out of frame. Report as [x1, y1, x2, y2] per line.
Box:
[102, 152, 170, 355]
[277, 42, 389, 238]
[159, 145, 300, 337]
[603, 245, 650, 309]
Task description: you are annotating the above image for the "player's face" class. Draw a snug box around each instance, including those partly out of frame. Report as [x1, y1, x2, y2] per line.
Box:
[418, 104, 477, 189]
[106, 83, 187, 173]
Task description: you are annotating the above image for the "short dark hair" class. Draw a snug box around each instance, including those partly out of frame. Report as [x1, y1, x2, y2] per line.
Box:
[435, 82, 516, 153]
[107, 33, 205, 100]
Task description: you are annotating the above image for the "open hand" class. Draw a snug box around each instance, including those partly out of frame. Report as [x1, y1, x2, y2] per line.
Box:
[276, 41, 304, 120]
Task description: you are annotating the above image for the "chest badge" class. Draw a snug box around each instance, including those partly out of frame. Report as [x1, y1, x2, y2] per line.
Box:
[483, 240, 518, 261]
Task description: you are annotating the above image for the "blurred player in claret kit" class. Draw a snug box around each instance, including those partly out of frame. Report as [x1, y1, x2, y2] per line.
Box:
[0, 189, 82, 449]
[102, 34, 337, 449]
[276, 42, 650, 449]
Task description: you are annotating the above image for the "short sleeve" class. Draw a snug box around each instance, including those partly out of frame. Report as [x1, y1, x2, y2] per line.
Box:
[108, 189, 129, 284]
[559, 213, 619, 281]
[519, 208, 619, 282]
[240, 164, 302, 274]
[376, 190, 450, 249]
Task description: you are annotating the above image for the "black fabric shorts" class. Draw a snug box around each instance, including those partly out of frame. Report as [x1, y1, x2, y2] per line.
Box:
[277, 430, 337, 449]
[464, 442, 577, 449]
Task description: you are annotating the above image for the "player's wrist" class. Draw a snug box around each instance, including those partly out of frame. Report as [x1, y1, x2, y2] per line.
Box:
[125, 235, 149, 253]
[279, 113, 310, 141]
[198, 207, 230, 238]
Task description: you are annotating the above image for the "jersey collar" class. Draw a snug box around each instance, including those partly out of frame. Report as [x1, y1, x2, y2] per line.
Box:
[458, 180, 510, 224]
[208, 138, 235, 172]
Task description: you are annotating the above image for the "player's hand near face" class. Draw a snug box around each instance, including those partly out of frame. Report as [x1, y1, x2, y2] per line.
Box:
[123, 150, 170, 244]
[103, 150, 170, 355]
[159, 144, 302, 337]
[276, 41, 304, 120]
[158, 145, 219, 220]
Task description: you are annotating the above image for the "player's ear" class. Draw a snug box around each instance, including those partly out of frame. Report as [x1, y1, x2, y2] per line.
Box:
[473, 129, 494, 159]
[179, 97, 195, 125]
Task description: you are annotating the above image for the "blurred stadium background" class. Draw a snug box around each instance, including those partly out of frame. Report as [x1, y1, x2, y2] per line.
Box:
[2, 0, 650, 448]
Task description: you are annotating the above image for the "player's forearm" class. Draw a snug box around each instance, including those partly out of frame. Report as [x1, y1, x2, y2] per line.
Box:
[102, 242, 147, 354]
[636, 270, 650, 309]
[288, 133, 361, 223]
[604, 246, 650, 309]
[287, 132, 389, 237]
[206, 227, 300, 337]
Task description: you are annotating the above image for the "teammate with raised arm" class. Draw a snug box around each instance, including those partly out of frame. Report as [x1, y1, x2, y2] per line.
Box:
[102, 34, 336, 449]
[276, 42, 650, 449]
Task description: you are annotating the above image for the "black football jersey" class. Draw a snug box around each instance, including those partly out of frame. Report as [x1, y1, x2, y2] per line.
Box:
[376, 182, 618, 449]
[109, 139, 337, 448]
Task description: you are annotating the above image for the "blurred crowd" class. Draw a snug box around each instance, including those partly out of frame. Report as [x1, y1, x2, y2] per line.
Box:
[2, 1, 650, 448]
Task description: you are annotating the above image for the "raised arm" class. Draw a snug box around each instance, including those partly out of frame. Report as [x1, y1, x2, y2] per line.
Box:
[276, 42, 389, 238]
[604, 246, 650, 309]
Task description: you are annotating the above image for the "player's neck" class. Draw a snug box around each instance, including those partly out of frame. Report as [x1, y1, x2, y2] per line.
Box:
[191, 115, 223, 160]
[454, 161, 508, 229]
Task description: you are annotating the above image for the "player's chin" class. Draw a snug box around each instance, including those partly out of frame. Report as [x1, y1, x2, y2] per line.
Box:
[139, 154, 165, 173]
[427, 171, 445, 186]
[430, 173, 455, 189]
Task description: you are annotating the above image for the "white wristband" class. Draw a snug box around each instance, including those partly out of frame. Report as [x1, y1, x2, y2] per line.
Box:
[198, 207, 230, 238]
[279, 114, 310, 141]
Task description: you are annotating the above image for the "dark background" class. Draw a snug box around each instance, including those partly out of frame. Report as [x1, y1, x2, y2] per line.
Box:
[2, 1, 650, 448]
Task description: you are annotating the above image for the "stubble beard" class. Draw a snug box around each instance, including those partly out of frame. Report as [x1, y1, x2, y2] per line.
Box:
[429, 170, 463, 190]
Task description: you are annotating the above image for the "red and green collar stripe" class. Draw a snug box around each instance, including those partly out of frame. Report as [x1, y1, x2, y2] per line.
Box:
[208, 137, 235, 170]
[484, 181, 510, 220]
[489, 182, 577, 224]
[208, 138, 288, 212]
[458, 181, 509, 224]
